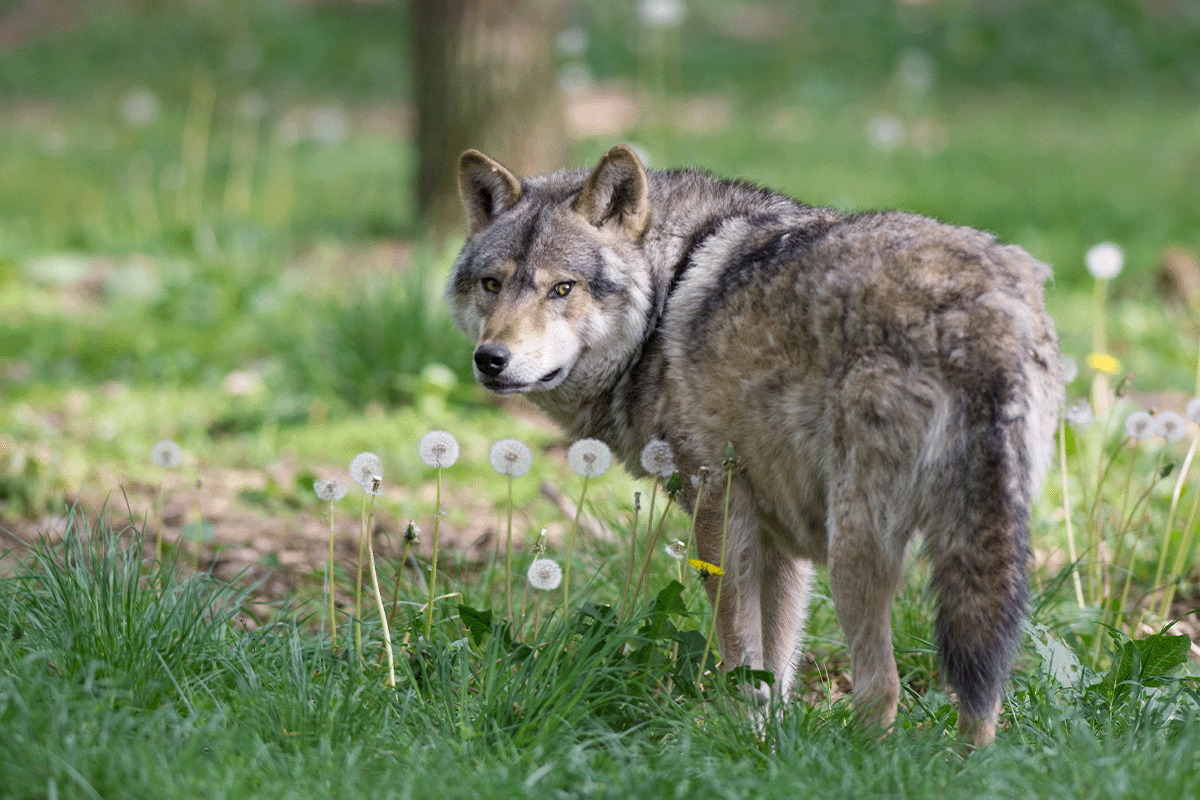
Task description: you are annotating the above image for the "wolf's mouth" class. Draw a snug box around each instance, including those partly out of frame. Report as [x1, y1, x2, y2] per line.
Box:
[480, 368, 563, 395]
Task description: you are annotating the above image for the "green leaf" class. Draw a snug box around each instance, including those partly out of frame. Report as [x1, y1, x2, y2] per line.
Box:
[672, 629, 712, 684]
[727, 665, 774, 688]
[457, 604, 493, 647]
[652, 580, 688, 617]
[1098, 632, 1190, 701]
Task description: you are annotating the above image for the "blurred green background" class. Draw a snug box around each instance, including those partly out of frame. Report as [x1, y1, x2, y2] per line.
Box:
[0, 0, 1197, 525]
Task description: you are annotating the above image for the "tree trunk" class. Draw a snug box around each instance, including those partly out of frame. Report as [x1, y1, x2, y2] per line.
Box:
[410, 0, 566, 239]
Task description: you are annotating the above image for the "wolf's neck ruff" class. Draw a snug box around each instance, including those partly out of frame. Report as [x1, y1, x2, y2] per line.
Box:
[446, 144, 1063, 748]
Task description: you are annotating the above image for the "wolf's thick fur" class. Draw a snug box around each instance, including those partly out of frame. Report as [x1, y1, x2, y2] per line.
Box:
[447, 145, 1063, 747]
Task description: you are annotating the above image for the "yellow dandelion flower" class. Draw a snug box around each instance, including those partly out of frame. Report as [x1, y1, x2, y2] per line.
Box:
[687, 558, 725, 577]
[1086, 352, 1121, 375]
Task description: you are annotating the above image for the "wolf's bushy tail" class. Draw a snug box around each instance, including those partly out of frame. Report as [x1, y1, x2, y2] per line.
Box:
[925, 360, 1052, 720]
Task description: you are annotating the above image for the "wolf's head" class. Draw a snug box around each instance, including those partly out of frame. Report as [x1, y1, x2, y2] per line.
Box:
[445, 145, 656, 406]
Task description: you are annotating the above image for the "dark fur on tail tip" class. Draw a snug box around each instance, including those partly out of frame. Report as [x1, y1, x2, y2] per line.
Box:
[933, 553, 1029, 718]
[932, 407, 1034, 719]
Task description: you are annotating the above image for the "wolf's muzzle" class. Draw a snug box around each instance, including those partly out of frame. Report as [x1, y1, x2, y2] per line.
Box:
[473, 343, 510, 378]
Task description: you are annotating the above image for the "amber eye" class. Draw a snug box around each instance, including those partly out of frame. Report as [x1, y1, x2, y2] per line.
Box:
[481, 277, 501, 294]
[551, 281, 575, 298]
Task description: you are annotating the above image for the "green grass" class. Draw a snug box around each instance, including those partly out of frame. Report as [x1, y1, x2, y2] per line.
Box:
[1, 510, 1198, 799]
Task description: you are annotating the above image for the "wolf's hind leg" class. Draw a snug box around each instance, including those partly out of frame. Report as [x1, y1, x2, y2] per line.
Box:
[827, 491, 904, 734]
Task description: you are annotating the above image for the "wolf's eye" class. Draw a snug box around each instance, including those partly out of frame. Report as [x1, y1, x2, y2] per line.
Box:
[551, 281, 575, 298]
[481, 277, 501, 294]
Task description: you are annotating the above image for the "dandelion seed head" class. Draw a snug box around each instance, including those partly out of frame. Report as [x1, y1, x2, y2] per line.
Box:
[313, 477, 348, 502]
[1187, 397, 1200, 426]
[639, 438, 677, 478]
[405, 520, 420, 542]
[1086, 242, 1124, 280]
[119, 87, 160, 128]
[1155, 410, 1187, 442]
[532, 528, 548, 556]
[1125, 410, 1154, 440]
[418, 430, 460, 468]
[665, 539, 687, 560]
[637, 0, 686, 29]
[866, 113, 904, 152]
[1065, 399, 1093, 430]
[349, 452, 384, 492]
[527, 558, 563, 591]
[568, 438, 611, 478]
[1060, 356, 1078, 384]
[489, 438, 532, 477]
[152, 439, 182, 468]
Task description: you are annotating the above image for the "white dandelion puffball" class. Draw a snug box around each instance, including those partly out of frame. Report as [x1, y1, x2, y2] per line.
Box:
[664, 539, 687, 560]
[489, 438, 532, 478]
[527, 558, 563, 591]
[639, 438, 677, 478]
[1125, 410, 1154, 440]
[568, 438, 612, 478]
[1154, 411, 1187, 443]
[1060, 356, 1078, 384]
[349, 452, 384, 494]
[637, 0, 686, 29]
[1085, 242, 1124, 280]
[152, 440, 182, 468]
[313, 477, 348, 502]
[119, 87, 161, 128]
[418, 430, 460, 468]
[1187, 397, 1200, 426]
[1064, 399, 1093, 430]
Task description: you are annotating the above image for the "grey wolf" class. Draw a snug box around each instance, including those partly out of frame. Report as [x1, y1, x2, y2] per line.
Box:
[446, 144, 1063, 747]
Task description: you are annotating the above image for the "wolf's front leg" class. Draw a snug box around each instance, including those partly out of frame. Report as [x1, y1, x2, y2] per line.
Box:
[692, 480, 766, 692]
[759, 543, 815, 701]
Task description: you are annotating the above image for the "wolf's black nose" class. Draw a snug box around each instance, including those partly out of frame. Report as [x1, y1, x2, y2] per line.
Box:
[474, 344, 510, 377]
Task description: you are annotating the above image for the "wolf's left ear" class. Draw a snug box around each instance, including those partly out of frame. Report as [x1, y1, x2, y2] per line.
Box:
[573, 144, 650, 239]
[459, 150, 522, 235]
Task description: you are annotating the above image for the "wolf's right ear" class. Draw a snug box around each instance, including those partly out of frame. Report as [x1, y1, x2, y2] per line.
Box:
[573, 144, 650, 239]
[459, 150, 522, 235]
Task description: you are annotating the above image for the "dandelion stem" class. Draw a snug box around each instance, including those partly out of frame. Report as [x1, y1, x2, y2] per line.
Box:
[562, 475, 590, 622]
[155, 478, 166, 562]
[699, 450, 736, 690]
[1085, 375, 1124, 601]
[1156, 434, 1198, 619]
[505, 475, 514, 623]
[533, 592, 544, 641]
[1161, 463, 1200, 621]
[425, 467, 443, 638]
[685, 468, 707, 594]
[635, 483, 657, 606]
[355, 491, 368, 657]
[1059, 418, 1086, 609]
[365, 498, 396, 687]
[1096, 438, 1138, 604]
[620, 492, 641, 622]
[390, 540, 412, 625]
[636, 493, 675, 607]
[327, 500, 338, 651]
[518, 571, 532, 640]
[1090, 277, 1112, 418]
